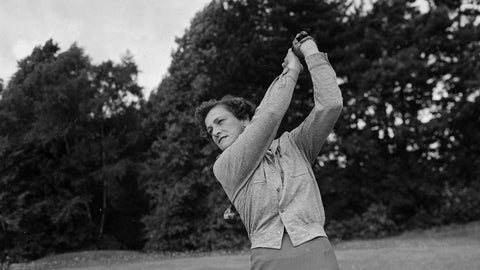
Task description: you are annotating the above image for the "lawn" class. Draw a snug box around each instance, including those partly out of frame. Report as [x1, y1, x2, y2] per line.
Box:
[11, 221, 480, 270]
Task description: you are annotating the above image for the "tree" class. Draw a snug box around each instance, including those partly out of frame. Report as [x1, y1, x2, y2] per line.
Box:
[142, 0, 479, 250]
[0, 40, 148, 260]
[142, 0, 349, 250]
[321, 0, 480, 235]
[421, 0, 480, 223]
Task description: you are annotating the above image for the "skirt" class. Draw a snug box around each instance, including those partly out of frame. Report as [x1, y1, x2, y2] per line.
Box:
[250, 233, 339, 270]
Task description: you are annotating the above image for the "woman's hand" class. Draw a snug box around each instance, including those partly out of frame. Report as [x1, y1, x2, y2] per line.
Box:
[283, 48, 303, 73]
[292, 31, 320, 58]
[223, 204, 241, 224]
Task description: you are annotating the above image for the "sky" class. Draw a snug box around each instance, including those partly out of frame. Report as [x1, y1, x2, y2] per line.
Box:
[0, 0, 211, 97]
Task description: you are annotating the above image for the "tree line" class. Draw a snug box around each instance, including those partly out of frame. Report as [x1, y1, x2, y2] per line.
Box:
[1, 0, 479, 262]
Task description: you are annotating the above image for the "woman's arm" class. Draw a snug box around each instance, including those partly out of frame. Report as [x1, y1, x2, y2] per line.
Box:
[289, 38, 343, 164]
[214, 49, 301, 201]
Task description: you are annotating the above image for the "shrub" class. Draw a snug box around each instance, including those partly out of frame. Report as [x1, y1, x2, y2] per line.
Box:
[326, 203, 397, 240]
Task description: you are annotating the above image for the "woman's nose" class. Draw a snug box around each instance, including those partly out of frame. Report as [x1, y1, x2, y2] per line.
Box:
[212, 127, 221, 137]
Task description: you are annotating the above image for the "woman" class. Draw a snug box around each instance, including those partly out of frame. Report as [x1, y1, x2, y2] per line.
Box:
[195, 32, 343, 269]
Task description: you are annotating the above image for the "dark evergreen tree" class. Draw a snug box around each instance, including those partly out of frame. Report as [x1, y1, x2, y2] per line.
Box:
[141, 0, 349, 251]
[142, 0, 479, 249]
[1, 0, 478, 259]
[0, 40, 148, 260]
[319, 0, 480, 236]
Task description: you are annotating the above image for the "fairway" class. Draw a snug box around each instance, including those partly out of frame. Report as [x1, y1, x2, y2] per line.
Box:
[14, 222, 480, 270]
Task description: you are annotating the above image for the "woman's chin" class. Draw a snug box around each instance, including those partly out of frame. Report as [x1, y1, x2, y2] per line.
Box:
[219, 141, 231, 151]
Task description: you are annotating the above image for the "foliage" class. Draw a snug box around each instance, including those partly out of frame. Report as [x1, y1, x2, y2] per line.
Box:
[318, 0, 480, 233]
[143, 0, 480, 249]
[1, 0, 479, 261]
[0, 41, 148, 260]
[326, 203, 397, 240]
[437, 183, 480, 223]
[141, 0, 348, 251]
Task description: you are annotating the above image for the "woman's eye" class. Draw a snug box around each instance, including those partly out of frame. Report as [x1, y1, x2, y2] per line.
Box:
[218, 119, 224, 124]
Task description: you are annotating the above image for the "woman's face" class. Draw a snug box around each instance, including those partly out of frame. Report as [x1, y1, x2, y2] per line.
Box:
[204, 104, 249, 151]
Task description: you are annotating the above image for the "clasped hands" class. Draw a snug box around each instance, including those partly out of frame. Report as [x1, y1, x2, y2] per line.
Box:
[283, 31, 320, 73]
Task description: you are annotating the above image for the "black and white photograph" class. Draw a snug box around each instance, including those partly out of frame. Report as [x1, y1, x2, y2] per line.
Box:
[1, 0, 479, 269]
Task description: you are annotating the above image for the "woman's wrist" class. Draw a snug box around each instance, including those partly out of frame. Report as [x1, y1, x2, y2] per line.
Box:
[300, 40, 320, 58]
[283, 49, 303, 73]
[286, 62, 302, 73]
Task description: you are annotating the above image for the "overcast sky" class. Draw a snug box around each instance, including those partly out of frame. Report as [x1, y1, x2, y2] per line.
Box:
[0, 0, 211, 96]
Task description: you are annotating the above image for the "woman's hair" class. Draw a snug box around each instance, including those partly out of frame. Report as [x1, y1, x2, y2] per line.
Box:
[195, 95, 256, 139]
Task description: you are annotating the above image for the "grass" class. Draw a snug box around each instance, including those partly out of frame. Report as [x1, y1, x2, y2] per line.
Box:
[334, 221, 480, 270]
[11, 221, 480, 270]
